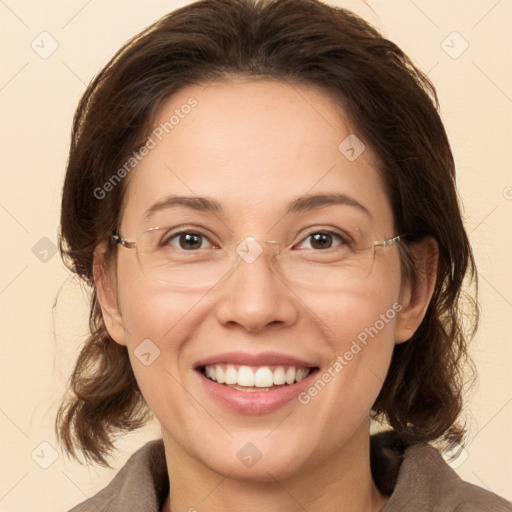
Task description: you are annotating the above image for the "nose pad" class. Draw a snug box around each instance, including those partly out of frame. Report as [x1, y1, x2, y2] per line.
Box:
[215, 237, 282, 287]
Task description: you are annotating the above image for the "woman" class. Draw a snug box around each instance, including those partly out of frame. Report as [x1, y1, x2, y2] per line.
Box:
[55, 0, 512, 510]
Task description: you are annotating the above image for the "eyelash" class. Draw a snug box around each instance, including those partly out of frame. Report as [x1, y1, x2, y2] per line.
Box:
[159, 228, 351, 251]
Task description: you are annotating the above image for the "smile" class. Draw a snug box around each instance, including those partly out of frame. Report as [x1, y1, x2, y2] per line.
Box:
[194, 352, 320, 414]
[201, 364, 312, 390]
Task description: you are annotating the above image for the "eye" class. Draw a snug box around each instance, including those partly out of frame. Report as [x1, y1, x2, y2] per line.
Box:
[295, 231, 348, 251]
[162, 230, 213, 251]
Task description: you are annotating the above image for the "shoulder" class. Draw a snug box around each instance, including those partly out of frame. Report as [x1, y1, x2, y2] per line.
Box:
[371, 432, 512, 512]
[67, 439, 168, 512]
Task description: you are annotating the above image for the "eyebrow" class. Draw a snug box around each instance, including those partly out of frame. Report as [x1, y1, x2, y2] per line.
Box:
[143, 192, 372, 221]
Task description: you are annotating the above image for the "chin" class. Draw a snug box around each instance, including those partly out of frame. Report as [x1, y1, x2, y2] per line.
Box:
[206, 449, 311, 483]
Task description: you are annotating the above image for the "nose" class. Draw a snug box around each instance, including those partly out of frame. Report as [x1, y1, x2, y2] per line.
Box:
[214, 238, 298, 333]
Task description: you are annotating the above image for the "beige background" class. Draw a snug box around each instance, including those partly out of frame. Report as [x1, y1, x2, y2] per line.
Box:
[0, 0, 511, 510]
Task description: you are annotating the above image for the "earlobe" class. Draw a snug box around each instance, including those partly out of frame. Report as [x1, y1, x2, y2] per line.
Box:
[93, 244, 127, 346]
[395, 237, 439, 344]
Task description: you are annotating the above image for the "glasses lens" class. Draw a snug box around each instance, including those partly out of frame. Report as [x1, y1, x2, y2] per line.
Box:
[274, 242, 376, 289]
[136, 228, 237, 287]
[135, 228, 383, 289]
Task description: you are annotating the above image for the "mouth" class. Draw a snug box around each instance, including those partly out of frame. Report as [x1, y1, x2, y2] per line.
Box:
[197, 363, 319, 392]
[193, 351, 320, 413]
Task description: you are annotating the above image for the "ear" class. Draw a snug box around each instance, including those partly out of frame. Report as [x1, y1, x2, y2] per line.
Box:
[395, 236, 439, 344]
[93, 243, 127, 346]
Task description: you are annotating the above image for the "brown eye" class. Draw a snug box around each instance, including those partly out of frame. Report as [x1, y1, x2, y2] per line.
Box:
[297, 232, 346, 250]
[163, 231, 212, 250]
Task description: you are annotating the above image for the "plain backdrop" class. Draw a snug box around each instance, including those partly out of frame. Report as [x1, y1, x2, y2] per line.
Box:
[0, 0, 511, 510]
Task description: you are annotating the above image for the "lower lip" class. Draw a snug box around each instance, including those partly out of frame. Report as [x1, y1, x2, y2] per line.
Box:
[197, 369, 318, 414]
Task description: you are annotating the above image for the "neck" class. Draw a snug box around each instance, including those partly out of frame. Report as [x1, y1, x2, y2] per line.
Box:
[161, 421, 388, 512]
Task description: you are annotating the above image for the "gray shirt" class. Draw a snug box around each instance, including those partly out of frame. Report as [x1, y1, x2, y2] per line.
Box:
[68, 433, 512, 511]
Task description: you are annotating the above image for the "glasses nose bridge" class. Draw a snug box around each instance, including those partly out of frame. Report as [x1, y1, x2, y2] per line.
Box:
[234, 236, 284, 268]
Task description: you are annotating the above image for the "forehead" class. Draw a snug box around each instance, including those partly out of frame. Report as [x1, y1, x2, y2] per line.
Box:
[120, 78, 394, 234]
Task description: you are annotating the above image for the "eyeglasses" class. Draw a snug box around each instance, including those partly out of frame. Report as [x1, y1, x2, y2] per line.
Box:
[112, 225, 403, 291]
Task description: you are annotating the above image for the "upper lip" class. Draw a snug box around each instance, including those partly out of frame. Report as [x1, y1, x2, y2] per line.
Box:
[194, 351, 317, 369]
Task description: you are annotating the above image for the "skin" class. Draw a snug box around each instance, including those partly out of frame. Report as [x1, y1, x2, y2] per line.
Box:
[94, 78, 438, 512]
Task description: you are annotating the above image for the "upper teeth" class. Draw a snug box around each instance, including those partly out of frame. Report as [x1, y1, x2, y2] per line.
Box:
[204, 364, 311, 387]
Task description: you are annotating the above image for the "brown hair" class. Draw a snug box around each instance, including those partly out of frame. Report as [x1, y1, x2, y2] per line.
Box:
[55, 0, 478, 467]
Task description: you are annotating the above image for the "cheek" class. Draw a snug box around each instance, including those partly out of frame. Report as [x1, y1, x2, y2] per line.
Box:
[296, 301, 399, 451]
[298, 262, 402, 412]
[114, 277, 205, 421]
[325, 291, 399, 394]
[336, 268, 402, 383]
[119, 283, 203, 354]
[303, 257, 402, 352]
[115, 250, 200, 344]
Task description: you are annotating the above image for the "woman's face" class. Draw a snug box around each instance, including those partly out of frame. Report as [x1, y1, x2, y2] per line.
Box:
[98, 78, 415, 481]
